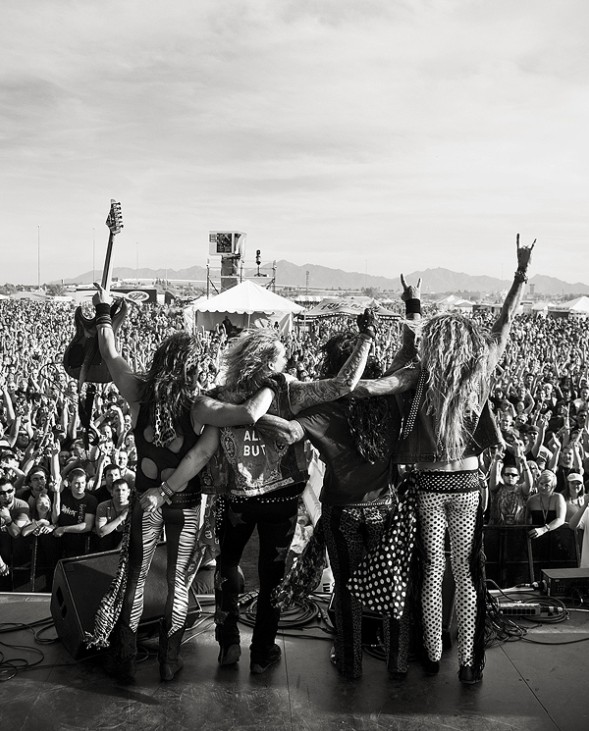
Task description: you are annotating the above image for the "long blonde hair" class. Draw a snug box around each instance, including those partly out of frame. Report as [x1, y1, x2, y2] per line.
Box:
[220, 329, 283, 401]
[419, 313, 491, 460]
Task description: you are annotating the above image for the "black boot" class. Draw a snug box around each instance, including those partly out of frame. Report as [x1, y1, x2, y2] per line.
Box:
[104, 622, 137, 685]
[158, 620, 185, 681]
[215, 613, 241, 666]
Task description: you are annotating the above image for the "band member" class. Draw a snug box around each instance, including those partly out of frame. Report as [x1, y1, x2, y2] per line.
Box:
[209, 314, 377, 674]
[255, 277, 421, 679]
[393, 235, 534, 684]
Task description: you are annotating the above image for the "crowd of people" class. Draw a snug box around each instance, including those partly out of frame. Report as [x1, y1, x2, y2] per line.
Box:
[1, 244, 589, 686]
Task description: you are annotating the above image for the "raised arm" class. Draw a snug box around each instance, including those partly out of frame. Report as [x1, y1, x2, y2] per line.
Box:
[488, 235, 535, 370]
[93, 285, 142, 404]
[287, 310, 376, 414]
[488, 454, 503, 494]
[514, 440, 533, 497]
[384, 274, 422, 375]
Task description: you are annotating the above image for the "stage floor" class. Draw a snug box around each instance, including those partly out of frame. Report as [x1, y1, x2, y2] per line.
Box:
[0, 592, 588, 731]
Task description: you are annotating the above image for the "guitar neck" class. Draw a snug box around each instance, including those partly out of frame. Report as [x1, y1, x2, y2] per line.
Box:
[101, 231, 115, 293]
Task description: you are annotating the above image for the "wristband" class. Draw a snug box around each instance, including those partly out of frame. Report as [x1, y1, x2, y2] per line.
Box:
[514, 269, 528, 284]
[95, 303, 111, 317]
[405, 298, 421, 315]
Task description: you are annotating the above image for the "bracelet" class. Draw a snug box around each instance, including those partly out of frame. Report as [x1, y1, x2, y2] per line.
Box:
[95, 314, 113, 327]
[405, 298, 421, 315]
[158, 488, 172, 505]
[544, 524, 551, 532]
[514, 269, 528, 284]
[158, 480, 174, 504]
[160, 480, 175, 498]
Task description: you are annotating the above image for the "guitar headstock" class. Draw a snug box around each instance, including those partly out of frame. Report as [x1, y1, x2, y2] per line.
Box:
[105, 199, 123, 235]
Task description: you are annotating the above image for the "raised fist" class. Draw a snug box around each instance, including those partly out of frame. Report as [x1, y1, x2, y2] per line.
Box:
[357, 308, 377, 338]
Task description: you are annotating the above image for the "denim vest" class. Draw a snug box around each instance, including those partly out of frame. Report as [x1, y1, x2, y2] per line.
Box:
[216, 373, 309, 498]
[392, 370, 501, 465]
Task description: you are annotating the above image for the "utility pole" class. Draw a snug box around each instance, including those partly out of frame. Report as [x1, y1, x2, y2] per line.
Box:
[37, 226, 41, 290]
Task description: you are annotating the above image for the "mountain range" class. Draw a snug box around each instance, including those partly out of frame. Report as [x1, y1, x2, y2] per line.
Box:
[63, 260, 589, 298]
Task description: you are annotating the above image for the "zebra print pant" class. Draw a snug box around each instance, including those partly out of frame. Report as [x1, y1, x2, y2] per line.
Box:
[121, 501, 200, 636]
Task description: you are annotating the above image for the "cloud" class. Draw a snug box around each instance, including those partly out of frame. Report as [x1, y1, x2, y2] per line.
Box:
[1, 0, 588, 284]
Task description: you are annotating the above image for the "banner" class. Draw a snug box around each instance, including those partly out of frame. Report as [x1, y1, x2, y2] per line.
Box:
[299, 297, 400, 320]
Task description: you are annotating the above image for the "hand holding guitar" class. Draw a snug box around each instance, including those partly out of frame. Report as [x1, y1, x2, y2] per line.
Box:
[63, 199, 126, 385]
[92, 283, 112, 309]
[63, 199, 127, 446]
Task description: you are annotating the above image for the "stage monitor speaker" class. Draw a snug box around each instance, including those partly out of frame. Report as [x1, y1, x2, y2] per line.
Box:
[50, 543, 201, 659]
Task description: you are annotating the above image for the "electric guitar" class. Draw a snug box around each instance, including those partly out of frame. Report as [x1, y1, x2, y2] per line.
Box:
[63, 199, 128, 384]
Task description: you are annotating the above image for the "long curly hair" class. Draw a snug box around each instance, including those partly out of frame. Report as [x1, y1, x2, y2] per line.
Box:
[139, 332, 203, 443]
[220, 329, 283, 401]
[320, 331, 394, 463]
[418, 313, 491, 460]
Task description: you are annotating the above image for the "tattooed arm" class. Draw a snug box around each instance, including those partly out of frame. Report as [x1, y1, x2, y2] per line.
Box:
[354, 363, 419, 398]
[256, 414, 306, 446]
[288, 332, 374, 415]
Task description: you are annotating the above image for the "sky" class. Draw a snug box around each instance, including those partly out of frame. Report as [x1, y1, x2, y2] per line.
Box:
[1, 0, 588, 286]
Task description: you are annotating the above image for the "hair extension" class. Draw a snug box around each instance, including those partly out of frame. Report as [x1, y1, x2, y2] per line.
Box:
[419, 314, 491, 461]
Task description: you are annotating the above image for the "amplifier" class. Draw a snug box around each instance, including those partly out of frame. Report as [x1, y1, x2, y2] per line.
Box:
[51, 544, 201, 659]
[540, 567, 589, 597]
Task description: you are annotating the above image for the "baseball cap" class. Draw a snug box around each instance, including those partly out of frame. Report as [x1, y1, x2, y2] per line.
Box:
[567, 473, 584, 483]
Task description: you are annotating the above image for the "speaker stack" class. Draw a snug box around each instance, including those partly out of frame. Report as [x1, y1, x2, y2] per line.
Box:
[50, 543, 201, 659]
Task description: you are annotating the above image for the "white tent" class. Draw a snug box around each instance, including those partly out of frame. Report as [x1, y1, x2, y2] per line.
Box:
[547, 296, 589, 318]
[436, 294, 474, 312]
[191, 280, 304, 334]
[563, 296, 589, 314]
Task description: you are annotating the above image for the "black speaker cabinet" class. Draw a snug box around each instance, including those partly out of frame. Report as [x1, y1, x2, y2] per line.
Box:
[50, 543, 201, 659]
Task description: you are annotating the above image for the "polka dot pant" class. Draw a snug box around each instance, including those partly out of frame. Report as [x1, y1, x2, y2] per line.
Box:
[417, 489, 480, 667]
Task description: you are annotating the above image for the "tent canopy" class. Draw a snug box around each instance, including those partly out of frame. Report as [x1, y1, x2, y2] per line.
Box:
[561, 296, 589, 313]
[190, 280, 303, 333]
